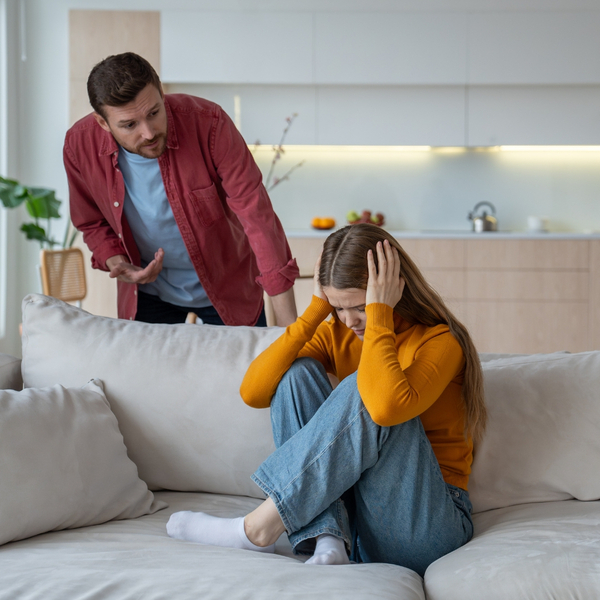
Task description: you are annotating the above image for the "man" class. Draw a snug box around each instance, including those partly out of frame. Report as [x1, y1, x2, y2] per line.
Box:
[64, 52, 298, 326]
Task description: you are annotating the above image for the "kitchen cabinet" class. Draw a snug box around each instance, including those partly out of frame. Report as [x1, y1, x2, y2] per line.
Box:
[314, 12, 467, 85]
[467, 12, 600, 85]
[287, 234, 600, 354]
[164, 82, 319, 146]
[161, 9, 600, 87]
[69, 10, 161, 125]
[316, 86, 466, 146]
[463, 239, 590, 353]
[159, 8, 600, 146]
[160, 11, 313, 84]
[468, 85, 600, 146]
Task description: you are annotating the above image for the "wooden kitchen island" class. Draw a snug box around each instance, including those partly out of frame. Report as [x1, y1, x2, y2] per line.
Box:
[77, 230, 600, 355]
[286, 231, 600, 354]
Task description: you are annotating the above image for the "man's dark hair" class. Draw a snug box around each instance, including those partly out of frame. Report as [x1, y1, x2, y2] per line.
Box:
[87, 52, 162, 119]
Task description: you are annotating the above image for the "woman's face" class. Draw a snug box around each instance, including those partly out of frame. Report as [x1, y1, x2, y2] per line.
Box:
[322, 287, 367, 340]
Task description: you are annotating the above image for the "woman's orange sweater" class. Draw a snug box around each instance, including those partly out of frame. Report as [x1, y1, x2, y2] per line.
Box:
[240, 296, 473, 490]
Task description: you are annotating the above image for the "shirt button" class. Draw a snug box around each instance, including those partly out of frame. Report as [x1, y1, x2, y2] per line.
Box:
[118, 233, 122, 239]
[134, 290, 137, 296]
[114, 202, 120, 207]
[129, 317, 133, 320]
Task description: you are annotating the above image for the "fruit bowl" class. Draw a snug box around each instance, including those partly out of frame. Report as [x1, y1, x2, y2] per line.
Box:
[347, 210, 385, 227]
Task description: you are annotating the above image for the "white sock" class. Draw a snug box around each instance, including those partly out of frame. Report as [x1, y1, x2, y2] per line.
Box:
[166, 511, 275, 553]
[305, 534, 350, 565]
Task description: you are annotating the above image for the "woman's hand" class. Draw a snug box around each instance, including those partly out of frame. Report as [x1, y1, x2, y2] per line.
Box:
[366, 240, 405, 308]
[313, 252, 328, 302]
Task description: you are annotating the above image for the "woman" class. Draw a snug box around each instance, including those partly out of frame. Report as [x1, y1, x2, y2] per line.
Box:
[167, 223, 486, 575]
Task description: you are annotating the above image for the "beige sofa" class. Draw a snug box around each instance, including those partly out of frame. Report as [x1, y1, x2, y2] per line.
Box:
[0, 293, 599, 600]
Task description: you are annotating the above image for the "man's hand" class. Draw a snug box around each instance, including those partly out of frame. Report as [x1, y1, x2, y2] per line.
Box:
[365, 240, 405, 308]
[106, 248, 165, 284]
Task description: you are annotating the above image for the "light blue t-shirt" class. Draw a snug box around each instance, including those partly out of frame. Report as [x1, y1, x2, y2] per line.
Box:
[117, 146, 211, 308]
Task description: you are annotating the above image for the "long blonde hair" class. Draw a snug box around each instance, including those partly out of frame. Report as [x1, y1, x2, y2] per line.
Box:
[320, 224, 486, 442]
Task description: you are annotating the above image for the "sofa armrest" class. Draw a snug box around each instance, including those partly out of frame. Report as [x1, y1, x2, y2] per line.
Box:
[0, 353, 22, 390]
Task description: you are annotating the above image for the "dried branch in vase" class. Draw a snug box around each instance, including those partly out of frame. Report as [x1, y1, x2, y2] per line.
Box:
[252, 113, 305, 192]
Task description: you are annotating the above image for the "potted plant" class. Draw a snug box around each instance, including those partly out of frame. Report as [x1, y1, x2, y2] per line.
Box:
[0, 175, 76, 248]
[1, 176, 85, 303]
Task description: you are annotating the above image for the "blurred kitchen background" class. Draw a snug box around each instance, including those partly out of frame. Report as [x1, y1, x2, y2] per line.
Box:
[2, 0, 600, 356]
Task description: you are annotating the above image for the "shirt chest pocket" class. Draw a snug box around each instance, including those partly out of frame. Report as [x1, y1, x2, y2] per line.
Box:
[189, 183, 225, 227]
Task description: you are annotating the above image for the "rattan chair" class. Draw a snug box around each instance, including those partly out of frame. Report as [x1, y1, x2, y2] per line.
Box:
[39, 248, 87, 307]
[39, 249, 201, 323]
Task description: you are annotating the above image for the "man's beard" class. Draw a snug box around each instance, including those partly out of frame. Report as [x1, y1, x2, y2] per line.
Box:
[132, 134, 167, 159]
[116, 132, 167, 159]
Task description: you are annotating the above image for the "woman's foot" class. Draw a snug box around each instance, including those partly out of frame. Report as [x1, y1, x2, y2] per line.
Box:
[305, 534, 350, 565]
[166, 511, 275, 553]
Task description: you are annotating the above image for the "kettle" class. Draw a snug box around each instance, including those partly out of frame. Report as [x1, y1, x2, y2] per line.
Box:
[468, 201, 497, 232]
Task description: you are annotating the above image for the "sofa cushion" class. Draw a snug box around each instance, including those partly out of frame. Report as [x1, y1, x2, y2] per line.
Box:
[469, 351, 600, 513]
[0, 353, 22, 390]
[0, 490, 426, 600]
[0, 379, 165, 546]
[21, 294, 283, 498]
[425, 499, 600, 600]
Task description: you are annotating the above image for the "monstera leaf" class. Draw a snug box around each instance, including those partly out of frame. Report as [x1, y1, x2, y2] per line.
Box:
[0, 176, 25, 208]
[25, 188, 61, 220]
[20, 223, 54, 244]
[0, 176, 64, 248]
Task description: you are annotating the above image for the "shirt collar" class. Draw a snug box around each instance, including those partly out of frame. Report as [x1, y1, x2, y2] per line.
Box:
[164, 96, 179, 150]
[98, 126, 118, 157]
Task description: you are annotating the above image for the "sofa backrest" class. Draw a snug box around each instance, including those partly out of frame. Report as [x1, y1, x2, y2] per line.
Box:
[0, 353, 22, 391]
[21, 294, 600, 512]
[21, 294, 281, 499]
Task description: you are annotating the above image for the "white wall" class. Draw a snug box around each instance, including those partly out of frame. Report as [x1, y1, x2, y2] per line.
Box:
[0, 0, 35, 358]
[251, 146, 600, 233]
[2, 0, 600, 357]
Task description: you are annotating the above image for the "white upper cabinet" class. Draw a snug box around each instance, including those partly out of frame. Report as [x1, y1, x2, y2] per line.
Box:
[160, 9, 600, 86]
[316, 86, 466, 146]
[468, 12, 600, 84]
[161, 11, 314, 84]
[160, 8, 600, 146]
[315, 12, 468, 85]
[468, 85, 600, 145]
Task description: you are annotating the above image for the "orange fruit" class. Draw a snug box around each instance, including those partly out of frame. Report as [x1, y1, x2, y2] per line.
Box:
[311, 217, 336, 230]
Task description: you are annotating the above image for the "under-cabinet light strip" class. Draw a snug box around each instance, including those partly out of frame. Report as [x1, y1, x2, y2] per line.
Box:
[251, 145, 600, 152]
[499, 146, 600, 152]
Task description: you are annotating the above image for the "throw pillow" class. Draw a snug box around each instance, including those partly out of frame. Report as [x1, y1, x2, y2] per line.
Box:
[0, 379, 166, 546]
[469, 351, 600, 513]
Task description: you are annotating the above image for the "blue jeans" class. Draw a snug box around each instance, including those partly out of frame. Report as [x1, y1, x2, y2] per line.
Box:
[251, 358, 473, 576]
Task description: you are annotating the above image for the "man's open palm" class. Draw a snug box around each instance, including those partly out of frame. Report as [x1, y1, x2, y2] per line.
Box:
[109, 248, 165, 284]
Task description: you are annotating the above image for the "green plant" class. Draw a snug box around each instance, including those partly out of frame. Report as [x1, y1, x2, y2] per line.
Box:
[0, 175, 76, 248]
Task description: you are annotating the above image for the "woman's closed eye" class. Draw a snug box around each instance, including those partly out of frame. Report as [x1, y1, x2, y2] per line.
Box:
[335, 306, 366, 314]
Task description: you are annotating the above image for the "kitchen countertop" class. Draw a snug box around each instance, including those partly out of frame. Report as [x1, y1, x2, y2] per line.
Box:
[286, 229, 600, 240]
